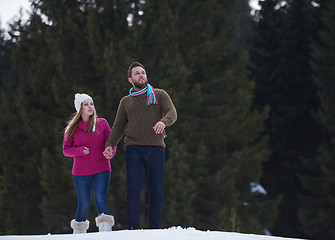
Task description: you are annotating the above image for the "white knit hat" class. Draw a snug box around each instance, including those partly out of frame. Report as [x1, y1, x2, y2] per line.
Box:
[74, 93, 96, 132]
[74, 93, 93, 112]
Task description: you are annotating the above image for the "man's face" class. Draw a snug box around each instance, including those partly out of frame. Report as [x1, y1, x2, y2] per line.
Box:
[129, 66, 148, 89]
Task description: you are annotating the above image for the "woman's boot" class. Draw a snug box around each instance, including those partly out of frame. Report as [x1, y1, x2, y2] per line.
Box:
[70, 219, 89, 234]
[95, 213, 115, 232]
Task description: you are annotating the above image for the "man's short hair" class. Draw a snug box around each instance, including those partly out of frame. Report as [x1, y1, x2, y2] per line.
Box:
[128, 62, 145, 78]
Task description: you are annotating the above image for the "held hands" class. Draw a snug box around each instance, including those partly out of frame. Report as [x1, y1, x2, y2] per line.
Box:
[103, 146, 114, 160]
[153, 121, 166, 134]
[102, 122, 164, 159]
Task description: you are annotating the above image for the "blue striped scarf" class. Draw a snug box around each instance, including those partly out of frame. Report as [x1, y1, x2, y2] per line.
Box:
[129, 83, 158, 106]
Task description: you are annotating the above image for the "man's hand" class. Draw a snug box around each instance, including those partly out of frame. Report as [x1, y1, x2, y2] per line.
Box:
[103, 146, 114, 159]
[153, 121, 165, 134]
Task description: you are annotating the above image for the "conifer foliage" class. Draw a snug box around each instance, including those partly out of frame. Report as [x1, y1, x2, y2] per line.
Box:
[249, 0, 323, 238]
[298, 0, 335, 239]
[2, 0, 333, 238]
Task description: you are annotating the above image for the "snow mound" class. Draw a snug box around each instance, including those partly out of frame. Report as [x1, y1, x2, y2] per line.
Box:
[0, 226, 306, 240]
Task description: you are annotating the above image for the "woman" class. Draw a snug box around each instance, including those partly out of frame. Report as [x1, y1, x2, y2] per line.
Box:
[63, 93, 117, 234]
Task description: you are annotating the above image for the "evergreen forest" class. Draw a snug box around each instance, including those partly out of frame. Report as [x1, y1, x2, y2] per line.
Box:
[0, 0, 334, 239]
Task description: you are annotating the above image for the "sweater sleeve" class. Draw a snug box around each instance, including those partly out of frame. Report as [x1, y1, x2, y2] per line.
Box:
[159, 90, 177, 127]
[105, 98, 127, 148]
[102, 118, 117, 158]
[62, 134, 86, 157]
[101, 118, 111, 142]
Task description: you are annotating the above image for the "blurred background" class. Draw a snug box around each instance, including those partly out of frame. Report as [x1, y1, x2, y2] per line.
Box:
[0, 1, 333, 240]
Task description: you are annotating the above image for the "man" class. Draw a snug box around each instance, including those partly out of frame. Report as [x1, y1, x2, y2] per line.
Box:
[103, 62, 177, 229]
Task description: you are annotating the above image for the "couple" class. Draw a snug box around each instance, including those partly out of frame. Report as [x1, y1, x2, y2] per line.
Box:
[62, 62, 177, 234]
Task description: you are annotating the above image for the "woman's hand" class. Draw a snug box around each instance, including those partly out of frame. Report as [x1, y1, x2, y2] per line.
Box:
[83, 147, 90, 154]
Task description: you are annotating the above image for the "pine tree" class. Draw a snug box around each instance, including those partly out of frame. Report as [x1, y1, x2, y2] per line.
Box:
[0, 11, 49, 233]
[176, 0, 278, 233]
[0, 0, 103, 233]
[249, 0, 322, 237]
[0, 26, 10, 234]
[298, 0, 335, 239]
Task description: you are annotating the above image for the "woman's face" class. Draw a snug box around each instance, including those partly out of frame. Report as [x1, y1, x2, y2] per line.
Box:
[81, 99, 94, 117]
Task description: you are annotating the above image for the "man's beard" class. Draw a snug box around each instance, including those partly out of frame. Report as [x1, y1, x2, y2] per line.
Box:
[133, 80, 147, 89]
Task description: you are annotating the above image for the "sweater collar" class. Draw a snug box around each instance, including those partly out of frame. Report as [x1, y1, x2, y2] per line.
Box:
[77, 120, 89, 130]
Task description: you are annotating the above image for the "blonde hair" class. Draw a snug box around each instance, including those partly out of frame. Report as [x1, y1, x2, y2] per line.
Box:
[64, 105, 97, 142]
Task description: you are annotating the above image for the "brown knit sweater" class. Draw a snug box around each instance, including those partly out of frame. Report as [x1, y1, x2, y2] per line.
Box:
[105, 89, 177, 149]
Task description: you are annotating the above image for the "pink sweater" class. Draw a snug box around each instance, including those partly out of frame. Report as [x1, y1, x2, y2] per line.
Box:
[63, 118, 117, 176]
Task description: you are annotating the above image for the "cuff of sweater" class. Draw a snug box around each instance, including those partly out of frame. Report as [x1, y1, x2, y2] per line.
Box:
[105, 140, 116, 148]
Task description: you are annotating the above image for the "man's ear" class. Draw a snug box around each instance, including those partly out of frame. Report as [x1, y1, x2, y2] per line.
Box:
[128, 77, 133, 84]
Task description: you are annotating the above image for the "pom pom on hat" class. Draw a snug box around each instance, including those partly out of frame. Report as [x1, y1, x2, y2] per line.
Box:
[74, 93, 93, 112]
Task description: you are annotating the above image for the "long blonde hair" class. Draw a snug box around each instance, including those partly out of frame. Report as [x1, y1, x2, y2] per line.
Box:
[64, 106, 97, 141]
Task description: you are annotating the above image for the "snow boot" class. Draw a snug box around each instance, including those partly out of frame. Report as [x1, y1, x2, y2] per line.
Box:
[95, 213, 115, 232]
[70, 219, 89, 234]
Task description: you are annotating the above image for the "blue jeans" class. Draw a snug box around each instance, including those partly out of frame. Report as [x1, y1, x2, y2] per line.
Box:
[125, 145, 165, 229]
[73, 171, 111, 222]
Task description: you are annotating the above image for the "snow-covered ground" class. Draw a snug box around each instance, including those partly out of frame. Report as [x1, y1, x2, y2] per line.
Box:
[0, 226, 306, 240]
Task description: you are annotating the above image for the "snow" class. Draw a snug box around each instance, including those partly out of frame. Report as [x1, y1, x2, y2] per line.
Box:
[0, 226, 306, 240]
[250, 182, 268, 195]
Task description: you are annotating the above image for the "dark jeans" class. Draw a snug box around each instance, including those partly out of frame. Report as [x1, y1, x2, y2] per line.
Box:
[125, 145, 165, 229]
[73, 170, 111, 222]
